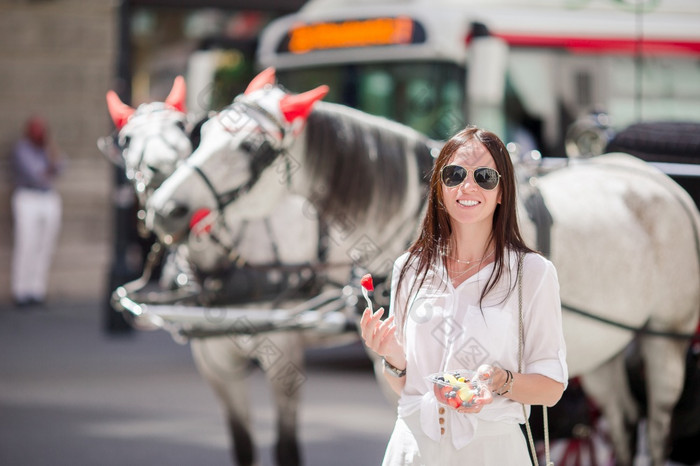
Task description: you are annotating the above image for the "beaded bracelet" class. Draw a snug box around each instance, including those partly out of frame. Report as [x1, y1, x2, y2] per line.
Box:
[495, 369, 514, 396]
[382, 357, 407, 378]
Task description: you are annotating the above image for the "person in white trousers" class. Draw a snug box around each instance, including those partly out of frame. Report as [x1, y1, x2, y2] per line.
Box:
[11, 115, 65, 308]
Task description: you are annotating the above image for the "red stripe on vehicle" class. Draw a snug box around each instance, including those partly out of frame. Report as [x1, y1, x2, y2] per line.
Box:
[469, 33, 700, 55]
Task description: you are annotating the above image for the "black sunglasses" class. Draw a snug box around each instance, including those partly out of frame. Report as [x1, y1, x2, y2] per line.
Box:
[440, 165, 501, 190]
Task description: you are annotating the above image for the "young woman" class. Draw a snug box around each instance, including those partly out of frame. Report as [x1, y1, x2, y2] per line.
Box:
[360, 126, 568, 465]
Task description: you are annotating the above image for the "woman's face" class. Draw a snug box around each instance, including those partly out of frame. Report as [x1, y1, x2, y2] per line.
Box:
[440, 139, 502, 229]
[27, 117, 47, 146]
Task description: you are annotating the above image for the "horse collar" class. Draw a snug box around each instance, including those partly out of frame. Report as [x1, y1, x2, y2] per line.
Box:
[523, 182, 553, 258]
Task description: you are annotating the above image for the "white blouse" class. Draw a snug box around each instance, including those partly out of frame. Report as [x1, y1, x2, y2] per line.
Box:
[389, 249, 568, 450]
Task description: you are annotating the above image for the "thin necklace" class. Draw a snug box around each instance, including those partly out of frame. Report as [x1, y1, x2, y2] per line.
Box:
[448, 250, 495, 281]
[444, 249, 495, 265]
[450, 262, 482, 279]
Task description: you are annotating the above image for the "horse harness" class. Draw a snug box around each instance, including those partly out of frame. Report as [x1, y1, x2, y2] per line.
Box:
[180, 94, 410, 309]
[180, 96, 342, 295]
[187, 97, 295, 214]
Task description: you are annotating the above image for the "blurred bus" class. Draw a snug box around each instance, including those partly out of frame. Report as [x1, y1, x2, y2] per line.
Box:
[253, 0, 700, 157]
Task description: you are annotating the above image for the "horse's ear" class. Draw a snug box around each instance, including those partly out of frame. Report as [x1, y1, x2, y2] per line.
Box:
[245, 67, 276, 94]
[165, 75, 187, 112]
[280, 85, 329, 123]
[106, 90, 135, 130]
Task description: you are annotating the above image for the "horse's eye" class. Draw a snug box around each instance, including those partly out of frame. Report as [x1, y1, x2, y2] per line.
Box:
[240, 140, 255, 153]
[120, 135, 131, 148]
[175, 121, 186, 132]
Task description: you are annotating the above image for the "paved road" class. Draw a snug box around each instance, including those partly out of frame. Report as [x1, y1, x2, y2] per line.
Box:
[0, 301, 397, 466]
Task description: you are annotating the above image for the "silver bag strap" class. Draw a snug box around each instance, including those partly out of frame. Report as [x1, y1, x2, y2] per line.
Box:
[517, 255, 553, 466]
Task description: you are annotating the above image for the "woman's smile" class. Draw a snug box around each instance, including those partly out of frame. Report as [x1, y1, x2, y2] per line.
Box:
[457, 199, 480, 207]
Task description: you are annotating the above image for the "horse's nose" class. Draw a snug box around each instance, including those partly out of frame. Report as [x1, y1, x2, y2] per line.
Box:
[146, 164, 168, 189]
[146, 164, 160, 176]
[161, 200, 190, 221]
[147, 200, 191, 241]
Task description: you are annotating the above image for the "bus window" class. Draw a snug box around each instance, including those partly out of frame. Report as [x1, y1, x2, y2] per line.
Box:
[358, 71, 394, 119]
[505, 47, 700, 158]
[405, 78, 436, 130]
[209, 48, 255, 111]
[277, 61, 465, 140]
[607, 55, 700, 127]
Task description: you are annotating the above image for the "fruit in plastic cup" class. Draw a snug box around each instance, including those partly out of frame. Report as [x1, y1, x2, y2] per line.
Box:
[428, 370, 482, 409]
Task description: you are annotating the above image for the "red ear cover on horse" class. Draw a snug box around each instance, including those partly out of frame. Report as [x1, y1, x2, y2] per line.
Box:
[245, 67, 276, 95]
[164, 75, 187, 112]
[280, 85, 329, 123]
[106, 90, 135, 130]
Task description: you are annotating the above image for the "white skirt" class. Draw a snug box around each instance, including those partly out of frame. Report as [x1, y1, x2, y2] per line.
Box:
[382, 411, 531, 466]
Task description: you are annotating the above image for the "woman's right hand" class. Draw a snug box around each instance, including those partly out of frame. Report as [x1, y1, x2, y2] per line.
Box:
[359, 307, 405, 369]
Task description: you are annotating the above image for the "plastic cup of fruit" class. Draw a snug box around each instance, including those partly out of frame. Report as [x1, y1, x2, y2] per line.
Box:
[427, 370, 483, 409]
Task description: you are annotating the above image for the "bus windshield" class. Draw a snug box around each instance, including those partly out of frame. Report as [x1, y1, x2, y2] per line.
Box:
[277, 61, 465, 140]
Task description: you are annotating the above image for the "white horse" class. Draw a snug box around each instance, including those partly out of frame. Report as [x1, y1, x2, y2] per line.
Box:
[100, 78, 350, 466]
[516, 154, 700, 466]
[147, 68, 436, 285]
[99, 76, 192, 208]
[146, 68, 700, 466]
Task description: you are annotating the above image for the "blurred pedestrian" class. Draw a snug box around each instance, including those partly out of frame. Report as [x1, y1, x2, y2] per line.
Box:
[10, 115, 65, 308]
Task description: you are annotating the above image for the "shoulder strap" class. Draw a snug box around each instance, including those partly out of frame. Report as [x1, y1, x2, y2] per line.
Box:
[518, 254, 553, 466]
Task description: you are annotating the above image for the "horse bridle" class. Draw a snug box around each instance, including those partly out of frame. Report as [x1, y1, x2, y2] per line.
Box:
[188, 98, 292, 214]
[183, 96, 368, 284]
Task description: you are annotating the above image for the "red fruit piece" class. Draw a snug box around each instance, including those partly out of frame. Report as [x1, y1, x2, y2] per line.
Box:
[447, 394, 462, 409]
[434, 385, 449, 404]
[360, 274, 374, 291]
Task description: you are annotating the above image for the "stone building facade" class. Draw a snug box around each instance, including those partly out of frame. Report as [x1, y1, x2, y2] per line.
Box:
[0, 0, 118, 304]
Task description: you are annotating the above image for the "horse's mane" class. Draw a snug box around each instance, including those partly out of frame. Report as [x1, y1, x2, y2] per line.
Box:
[304, 101, 435, 222]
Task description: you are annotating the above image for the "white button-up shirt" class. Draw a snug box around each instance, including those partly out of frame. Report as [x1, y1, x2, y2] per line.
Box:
[390, 249, 568, 450]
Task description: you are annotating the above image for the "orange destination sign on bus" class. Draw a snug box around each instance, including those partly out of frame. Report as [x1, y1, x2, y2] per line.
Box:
[282, 17, 423, 54]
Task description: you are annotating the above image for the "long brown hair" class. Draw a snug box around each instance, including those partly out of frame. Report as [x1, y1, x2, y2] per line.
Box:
[395, 126, 535, 320]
